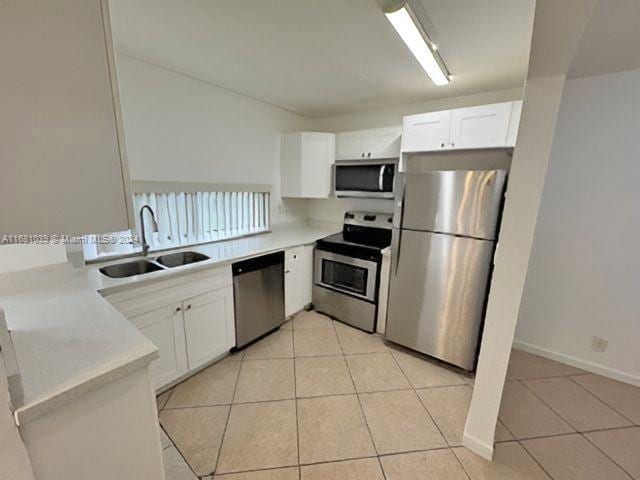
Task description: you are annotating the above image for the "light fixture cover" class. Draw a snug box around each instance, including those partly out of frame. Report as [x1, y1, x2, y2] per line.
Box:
[385, 5, 450, 86]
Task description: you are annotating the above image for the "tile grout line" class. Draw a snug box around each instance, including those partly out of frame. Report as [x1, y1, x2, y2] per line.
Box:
[332, 318, 388, 480]
[162, 386, 450, 411]
[211, 354, 245, 476]
[291, 317, 302, 480]
[566, 375, 637, 425]
[523, 376, 633, 428]
[580, 432, 636, 480]
[515, 374, 637, 480]
[516, 438, 557, 480]
[386, 347, 472, 479]
[158, 390, 202, 479]
[518, 378, 633, 436]
[387, 349, 448, 443]
[516, 379, 577, 432]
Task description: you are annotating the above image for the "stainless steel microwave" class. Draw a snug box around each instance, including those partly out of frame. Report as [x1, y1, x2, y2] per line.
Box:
[334, 159, 397, 198]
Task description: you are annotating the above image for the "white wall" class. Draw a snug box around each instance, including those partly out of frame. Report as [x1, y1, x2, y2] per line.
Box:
[515, 69, 640, 385]
[115, 53, 313, 225]
[308, 87, 523, 223]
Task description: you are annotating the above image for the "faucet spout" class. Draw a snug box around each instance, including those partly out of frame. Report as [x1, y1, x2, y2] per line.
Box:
[139, 205, 158, 256]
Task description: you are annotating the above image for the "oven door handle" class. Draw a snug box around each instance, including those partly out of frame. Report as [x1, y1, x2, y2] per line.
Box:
[378, 165, 386, 191]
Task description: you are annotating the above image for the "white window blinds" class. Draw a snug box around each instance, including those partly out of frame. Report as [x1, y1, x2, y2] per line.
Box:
[83, 189, 270, 260]
[135, 191, 270, 250]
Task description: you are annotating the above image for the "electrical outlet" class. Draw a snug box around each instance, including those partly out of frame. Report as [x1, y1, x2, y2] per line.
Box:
[591, 336, 608, 353]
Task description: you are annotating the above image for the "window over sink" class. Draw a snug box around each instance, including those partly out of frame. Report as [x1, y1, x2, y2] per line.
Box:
[83, 182, 270, 261]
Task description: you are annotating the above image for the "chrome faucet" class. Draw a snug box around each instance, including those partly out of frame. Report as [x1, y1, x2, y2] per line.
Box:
[139, 205, 158, 256]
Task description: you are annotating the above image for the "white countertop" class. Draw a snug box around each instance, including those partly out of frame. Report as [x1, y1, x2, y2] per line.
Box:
[0, 221, 338, 425]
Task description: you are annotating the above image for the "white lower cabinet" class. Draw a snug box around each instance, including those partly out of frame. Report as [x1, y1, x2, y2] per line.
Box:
[104, 266, 236, 390]
[284, 245, 313, 317]
[130, 303, 188, 390]
[183, 287, 235, 370]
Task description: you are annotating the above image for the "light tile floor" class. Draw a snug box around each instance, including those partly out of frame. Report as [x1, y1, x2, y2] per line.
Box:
[157, 311, 640, 479]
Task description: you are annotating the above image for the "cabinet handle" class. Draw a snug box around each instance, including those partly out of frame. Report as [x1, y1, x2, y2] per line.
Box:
[451, 142, 455, 147]
[285, 270, 291, 274]
[186, 304, 192, 311]
[361, 152, 365, 158]
[441, 143, 445, 148]
[175, 306, 182, 312]
[367, 152, 371, 158]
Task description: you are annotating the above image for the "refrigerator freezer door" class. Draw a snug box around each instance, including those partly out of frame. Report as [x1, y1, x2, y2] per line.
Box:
[398, 169, 506, 240]
[386, 229, 493, 370]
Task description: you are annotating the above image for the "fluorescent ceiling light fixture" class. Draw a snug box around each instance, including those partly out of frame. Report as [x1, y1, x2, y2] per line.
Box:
[385, 2, 450, 86]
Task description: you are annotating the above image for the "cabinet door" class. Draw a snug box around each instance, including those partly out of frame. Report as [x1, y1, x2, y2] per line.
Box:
[401, 111, 452, 152]
[450, 102, 513, 149]
[130, 303, 187, 390]
[285, 246, 313, 317]
[336, 131, 365, 160]
[183, 288, 235, 370]
[300, 133, 334, 198]
[506, 101, 523, 147]
[363, 127, 402, 159]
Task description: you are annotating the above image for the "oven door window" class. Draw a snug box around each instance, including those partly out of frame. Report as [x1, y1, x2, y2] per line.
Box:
[321, 259, 369, 296]
[335, 164, 394, 193]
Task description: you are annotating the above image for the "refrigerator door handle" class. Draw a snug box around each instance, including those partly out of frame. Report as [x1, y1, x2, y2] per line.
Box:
[393, 183, 406, 276]
[378, 165, 386, 191]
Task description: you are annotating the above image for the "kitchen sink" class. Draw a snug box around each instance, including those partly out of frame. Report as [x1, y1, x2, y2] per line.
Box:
[99, 259, 165, 278]
[154, 251, 209, 268]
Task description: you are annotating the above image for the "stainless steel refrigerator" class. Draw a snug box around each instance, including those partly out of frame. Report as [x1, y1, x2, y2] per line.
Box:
[385, 154, 507, 371]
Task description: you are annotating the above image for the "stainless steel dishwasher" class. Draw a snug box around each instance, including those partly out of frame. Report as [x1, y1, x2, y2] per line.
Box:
[232, 251, 285, 349]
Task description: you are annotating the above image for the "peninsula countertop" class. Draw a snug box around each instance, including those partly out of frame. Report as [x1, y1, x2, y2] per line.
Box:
[0, 221, 338, 425]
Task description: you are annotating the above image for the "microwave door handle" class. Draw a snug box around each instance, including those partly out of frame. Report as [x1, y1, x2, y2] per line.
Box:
[378, 165, 386, 191]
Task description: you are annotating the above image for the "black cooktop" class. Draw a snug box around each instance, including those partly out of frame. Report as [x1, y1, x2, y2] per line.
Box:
[315, 212, 393, 262]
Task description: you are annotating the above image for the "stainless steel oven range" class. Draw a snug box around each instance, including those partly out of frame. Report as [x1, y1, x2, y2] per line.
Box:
[313, 211, 393, 332]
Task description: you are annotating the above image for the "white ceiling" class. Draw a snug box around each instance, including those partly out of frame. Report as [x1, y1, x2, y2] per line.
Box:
[568, 0, 640, 79]
[108, 0, 535, 118]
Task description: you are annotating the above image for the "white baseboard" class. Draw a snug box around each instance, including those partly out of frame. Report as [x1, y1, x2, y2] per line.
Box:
[462, 431, 493, 460]
[513, 340, 640, 387]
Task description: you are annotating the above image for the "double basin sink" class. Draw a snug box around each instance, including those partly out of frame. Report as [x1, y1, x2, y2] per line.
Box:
[99, 251, 210, 278]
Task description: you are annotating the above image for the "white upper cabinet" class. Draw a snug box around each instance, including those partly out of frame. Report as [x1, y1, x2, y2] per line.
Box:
[281, 132, 335, 198]
[336, 127, 402, 160]
[450, 102, 513, 149]
[401, 101, 523, 153]
[335, 131, 365, 160]
[401, 111, 452, 152]
[0, 0, 133, 236]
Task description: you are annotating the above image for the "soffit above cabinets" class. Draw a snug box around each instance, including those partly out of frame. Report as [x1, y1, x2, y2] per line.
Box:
[108, 0, 535, 118]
